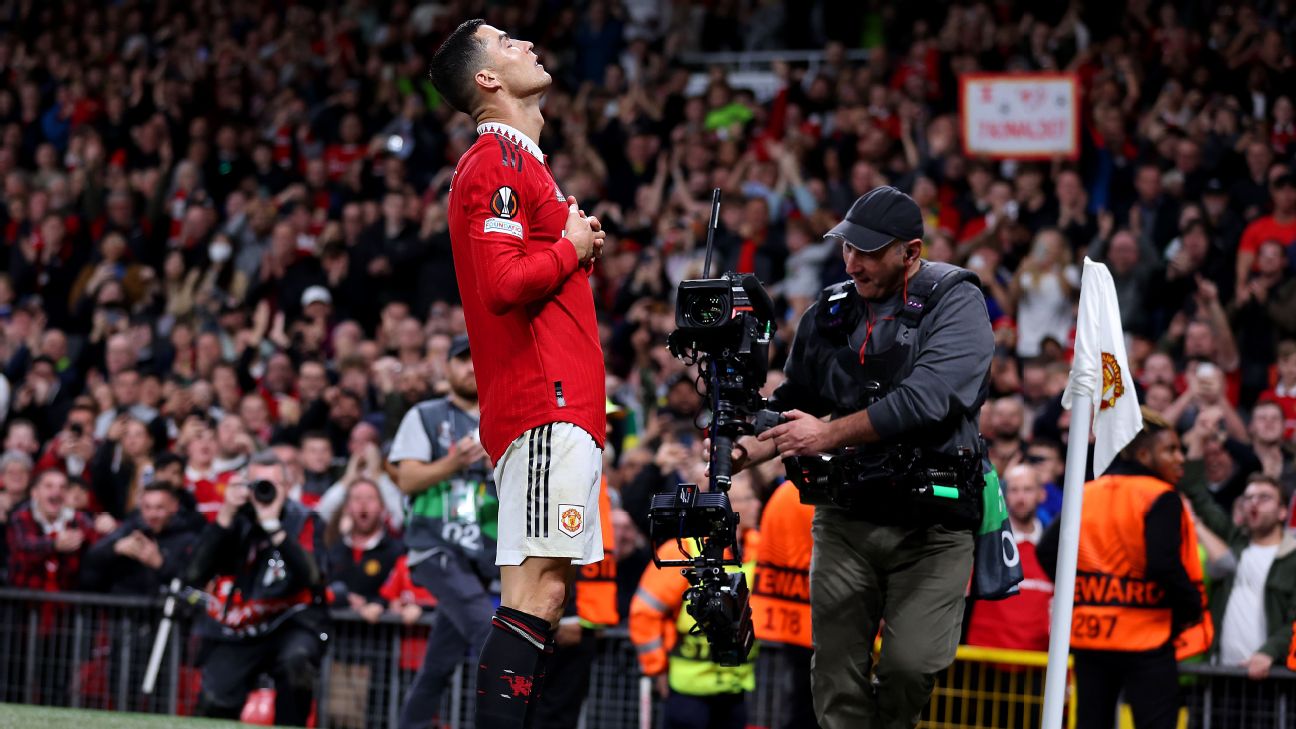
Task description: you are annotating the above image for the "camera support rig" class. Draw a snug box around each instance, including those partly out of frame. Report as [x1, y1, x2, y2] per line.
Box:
[647, 189, 777, 666]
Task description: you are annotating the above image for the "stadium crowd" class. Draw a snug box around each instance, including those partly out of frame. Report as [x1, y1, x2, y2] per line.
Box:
[2, 0, 1296, 720]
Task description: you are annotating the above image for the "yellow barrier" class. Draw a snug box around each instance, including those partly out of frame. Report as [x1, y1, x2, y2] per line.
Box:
[875, 643, 1076, 729]
[1117, 704, 1189, 729]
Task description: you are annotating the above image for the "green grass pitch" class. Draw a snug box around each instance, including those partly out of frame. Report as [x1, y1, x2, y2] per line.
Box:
[0, 704, 239, 728]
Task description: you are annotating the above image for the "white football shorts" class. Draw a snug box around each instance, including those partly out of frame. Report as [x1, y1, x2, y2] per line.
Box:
[493, 421, 603, 566]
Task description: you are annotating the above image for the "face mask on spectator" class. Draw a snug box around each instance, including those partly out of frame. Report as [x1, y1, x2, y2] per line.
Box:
[209, 241, 232, 263]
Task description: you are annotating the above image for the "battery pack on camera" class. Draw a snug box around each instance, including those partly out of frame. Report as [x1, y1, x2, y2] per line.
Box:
[783, 447, 983, 529]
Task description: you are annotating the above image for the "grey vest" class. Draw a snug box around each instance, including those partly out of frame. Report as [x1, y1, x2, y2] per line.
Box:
[793, 261, 985, 453]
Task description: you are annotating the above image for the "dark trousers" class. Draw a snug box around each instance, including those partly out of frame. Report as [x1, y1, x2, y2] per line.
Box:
[532, 627, 597, 729]
[664, 691, 748, 729]
[1074, 645, 1180, 729]
[197, 623, 325, 726]
[810, 510, 974, 729]
[778, 645, 820, 729]
[397, 551, 494, 729]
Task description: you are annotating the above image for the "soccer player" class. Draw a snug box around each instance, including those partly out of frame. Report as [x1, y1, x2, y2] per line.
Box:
[428, 19, 607, 729]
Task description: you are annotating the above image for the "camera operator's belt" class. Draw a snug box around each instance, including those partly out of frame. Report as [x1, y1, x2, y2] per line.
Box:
[787, 448, 984, 529]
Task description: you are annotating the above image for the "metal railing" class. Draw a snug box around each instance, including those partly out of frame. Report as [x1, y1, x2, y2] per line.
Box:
[0, 588, 1292, 728]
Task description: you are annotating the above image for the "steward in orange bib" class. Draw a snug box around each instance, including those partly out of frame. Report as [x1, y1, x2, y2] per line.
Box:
[631, 474, 761, 729]
[1289, 620, 1296, 671]
[751, 481, 819, 729]
[533, 479, 618, 729]
[1039, 409, 1209, 729]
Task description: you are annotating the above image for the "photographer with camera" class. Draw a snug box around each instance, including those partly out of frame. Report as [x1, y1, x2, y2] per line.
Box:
[730, 187, 994, 728]
[183, 451, 329, 726]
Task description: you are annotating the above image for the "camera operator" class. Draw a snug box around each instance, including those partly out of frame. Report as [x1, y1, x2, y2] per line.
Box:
[732, 187, 994, 728]
[183, 451, 329, 726]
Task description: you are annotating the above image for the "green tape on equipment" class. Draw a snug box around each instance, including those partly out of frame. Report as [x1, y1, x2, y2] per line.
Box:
[932, 485, 959, 499]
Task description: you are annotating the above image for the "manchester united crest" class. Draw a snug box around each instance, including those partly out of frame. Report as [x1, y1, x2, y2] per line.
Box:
[1100, 352, 1124, 410]
[558, 504, 584, 538]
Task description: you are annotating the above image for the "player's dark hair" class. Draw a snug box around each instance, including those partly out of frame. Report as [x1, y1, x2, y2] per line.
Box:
[429, 19, 487, 116]
[1120, 407, 1171, 462]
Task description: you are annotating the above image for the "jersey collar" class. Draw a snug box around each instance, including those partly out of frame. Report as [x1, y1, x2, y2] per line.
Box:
[477, 122, 544, 164]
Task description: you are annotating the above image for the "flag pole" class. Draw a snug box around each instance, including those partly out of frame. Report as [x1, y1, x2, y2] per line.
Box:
[1040, 395, 1090, 729]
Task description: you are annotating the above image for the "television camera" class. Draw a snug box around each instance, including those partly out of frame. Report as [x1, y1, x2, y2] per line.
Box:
[647, 190, 781, 666]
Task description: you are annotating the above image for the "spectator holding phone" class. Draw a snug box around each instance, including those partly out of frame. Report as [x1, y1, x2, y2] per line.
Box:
[34, 402, 98, 485]
[1164, 361, 1249, 441]
[81, 480, 204, 595]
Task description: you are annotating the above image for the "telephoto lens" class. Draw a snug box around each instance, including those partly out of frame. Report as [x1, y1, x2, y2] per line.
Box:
[250, 479, 278, 505]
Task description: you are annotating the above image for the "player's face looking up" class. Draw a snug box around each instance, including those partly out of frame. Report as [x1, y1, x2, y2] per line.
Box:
[473, 24, 550, 102]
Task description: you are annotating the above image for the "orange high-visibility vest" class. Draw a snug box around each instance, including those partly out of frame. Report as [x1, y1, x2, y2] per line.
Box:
[751, 482, 813, 648]
[1288, 622, 1296, 670]
[575, 479, 619, 627]
[1072, 474, 1212, 655]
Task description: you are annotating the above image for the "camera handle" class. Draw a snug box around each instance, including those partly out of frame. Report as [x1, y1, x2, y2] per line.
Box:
[710, 433, 733, 492]
[701, 188, 722, 278]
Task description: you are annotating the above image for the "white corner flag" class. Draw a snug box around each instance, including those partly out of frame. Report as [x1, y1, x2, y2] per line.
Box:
[1060, 257, 1142, 477]
[1040, 257, 1143, 729]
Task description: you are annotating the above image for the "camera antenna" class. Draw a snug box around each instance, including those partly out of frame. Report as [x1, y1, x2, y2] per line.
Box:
[701, 188, 722, 279]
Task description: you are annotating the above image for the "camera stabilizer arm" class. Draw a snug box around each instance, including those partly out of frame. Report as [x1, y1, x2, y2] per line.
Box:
[645, 189, 780, 666]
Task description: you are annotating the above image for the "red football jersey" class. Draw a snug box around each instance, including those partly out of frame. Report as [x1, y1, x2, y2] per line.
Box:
[447, 122, 606, 462]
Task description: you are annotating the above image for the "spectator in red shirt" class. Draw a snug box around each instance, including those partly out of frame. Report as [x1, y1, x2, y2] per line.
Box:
[380, 555, 439, 674]
[1259, 340, 1296, 441]
[323, 113, 368, 182]
[183, 421, 230, 521]
[1236, 173, 1296, 293]
[965, 464, 1053, 652]
[34, 401, 97, 486]
[6, 469, 98, 591]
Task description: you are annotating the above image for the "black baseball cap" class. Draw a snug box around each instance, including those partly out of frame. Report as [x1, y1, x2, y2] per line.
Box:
[1273, 173, 1296, 189]
[825, 186, 924, 253]
[449, 334, 471, 359]
[1203, 178, 1226, 194]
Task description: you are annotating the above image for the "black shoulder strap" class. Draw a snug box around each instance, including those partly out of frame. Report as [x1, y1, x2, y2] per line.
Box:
[897, 262, 981, 327]
[814, 280, 861, 342]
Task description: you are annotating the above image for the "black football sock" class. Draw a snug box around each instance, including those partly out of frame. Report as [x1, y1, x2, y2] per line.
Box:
[521, 626, 558, 729]
[476, 606, 554, 729]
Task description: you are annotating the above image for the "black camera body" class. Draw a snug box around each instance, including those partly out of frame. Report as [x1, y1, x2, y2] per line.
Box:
[250, 479, 278, 505]
[236, 479, 280, 528]
[649, 268, 777, 667]
[667, 272, 776, 491]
